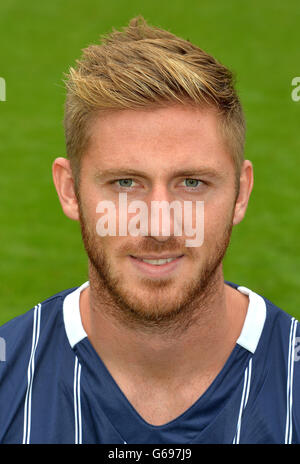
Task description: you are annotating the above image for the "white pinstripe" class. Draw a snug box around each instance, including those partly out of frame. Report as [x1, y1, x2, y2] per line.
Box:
[22, 304, 41, 444]
[285, 318, 298, 444]
[74, 356, 82, 444]
[233, 358, 252, 444]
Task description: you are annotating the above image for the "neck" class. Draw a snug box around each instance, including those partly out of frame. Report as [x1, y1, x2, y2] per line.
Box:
[79, 264, 248, 384]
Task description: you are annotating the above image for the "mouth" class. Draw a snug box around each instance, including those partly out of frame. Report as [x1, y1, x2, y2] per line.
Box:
[128, 254, 184, 277]
[131, 255, 184, 265]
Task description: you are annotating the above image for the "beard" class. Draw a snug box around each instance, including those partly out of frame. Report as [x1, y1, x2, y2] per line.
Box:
[77, 199, 234, 334]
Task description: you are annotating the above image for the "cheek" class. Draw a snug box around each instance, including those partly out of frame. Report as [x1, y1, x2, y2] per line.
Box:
[203, 199, 235, 238]
[80, 190, 115, 237]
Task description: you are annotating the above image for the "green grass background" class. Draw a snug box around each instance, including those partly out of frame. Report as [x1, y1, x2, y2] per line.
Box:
[0, 0, 300, 324]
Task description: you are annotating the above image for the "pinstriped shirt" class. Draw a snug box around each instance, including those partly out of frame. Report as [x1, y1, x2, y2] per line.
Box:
[0, 281, 299, 444]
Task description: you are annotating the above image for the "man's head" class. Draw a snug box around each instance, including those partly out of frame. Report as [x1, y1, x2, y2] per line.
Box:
[53, 17, 253, 330]
[63, 16, 246, 193]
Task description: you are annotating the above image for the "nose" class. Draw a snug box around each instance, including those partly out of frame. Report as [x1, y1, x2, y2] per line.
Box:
[145, 184, 180, 242]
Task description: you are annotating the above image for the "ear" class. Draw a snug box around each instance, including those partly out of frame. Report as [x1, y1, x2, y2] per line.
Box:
[233, 160, 254, 225]
[52, 157, 79, 221]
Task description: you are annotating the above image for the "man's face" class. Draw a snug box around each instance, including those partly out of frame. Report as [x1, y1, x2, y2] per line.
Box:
[77, 104, 238, 324]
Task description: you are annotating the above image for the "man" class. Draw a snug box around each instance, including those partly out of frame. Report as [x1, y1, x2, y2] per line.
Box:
[0, 16, 299, 444]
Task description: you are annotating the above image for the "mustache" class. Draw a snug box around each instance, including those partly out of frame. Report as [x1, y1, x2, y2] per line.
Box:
[117, 236, 191, 257]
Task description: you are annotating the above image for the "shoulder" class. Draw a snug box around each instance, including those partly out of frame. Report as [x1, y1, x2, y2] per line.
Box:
[0, 286, 80, 443]
[0, 286, 78, 340]
[0, 285, 79, 372]
[226, 279, 297, 331]
[226, 279, 299, 384]
[226, 281, 300, 443]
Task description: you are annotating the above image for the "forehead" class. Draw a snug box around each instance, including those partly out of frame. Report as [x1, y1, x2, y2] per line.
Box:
[84, 104, 234, 176]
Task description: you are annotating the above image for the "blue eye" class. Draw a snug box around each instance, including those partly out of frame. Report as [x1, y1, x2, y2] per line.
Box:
[184, 179, 201, 188]
[117, 179, 134, 187]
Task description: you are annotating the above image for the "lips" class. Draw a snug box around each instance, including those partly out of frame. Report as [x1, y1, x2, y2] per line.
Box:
[129, 254, 184, 276]
[131, 255, 184, 266]
[139, 257, 176, 265]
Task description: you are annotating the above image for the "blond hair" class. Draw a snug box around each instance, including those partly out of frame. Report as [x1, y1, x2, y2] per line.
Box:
[63, 16, 245, 190]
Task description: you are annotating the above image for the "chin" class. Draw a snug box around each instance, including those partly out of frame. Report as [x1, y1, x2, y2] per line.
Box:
[118, 284, 188, 315]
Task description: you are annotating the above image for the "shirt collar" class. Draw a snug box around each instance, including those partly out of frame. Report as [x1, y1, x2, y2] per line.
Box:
[63, 281, 267, 354]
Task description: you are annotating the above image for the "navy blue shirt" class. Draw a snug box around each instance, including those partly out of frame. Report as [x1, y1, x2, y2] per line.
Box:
[0, 281, 299, 444]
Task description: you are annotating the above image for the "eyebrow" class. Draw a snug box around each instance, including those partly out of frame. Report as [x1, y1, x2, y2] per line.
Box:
[94, 167, 223, 181]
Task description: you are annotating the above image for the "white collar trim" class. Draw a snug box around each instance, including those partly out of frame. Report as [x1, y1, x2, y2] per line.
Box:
[236, 285, 267, 353]
[63, 282, 267, 353]
[63, 281, 89, 348]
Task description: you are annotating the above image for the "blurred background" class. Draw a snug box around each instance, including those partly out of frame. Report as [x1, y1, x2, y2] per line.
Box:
[0, 0, 300, 324]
